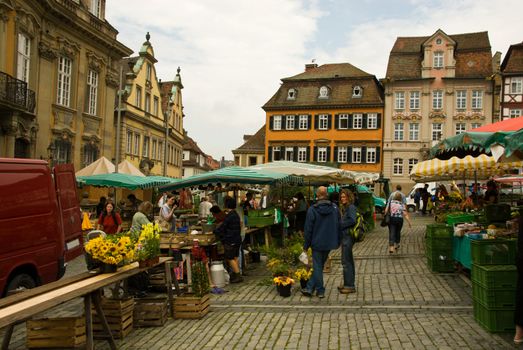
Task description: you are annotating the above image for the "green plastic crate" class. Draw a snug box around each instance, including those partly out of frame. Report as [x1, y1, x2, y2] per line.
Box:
[426, 256, 454, 273]
[471, 239, 517, 265]
[426, 236, 453, 250]
[246, 216, 274, 227]
[426, 224, 453, 239]
[425, 244, 452, 258]
[247, 207, 275, 217]
[471, 264, 517, 289]
[446, 213, 475, 226]
[473, 299, 515, 333]
[472, 281, 516, 309]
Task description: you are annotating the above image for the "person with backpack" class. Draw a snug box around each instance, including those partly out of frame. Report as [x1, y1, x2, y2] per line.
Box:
[384, 192, 412, 254]
[338, 189, 357, 294]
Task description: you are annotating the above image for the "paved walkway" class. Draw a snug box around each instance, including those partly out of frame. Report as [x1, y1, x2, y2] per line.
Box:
[2, 215, 518, 349]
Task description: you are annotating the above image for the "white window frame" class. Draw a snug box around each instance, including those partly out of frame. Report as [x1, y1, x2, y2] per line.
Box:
[286, 115, 295, 130]
[146, 63, 152, 82]
[471, 123, 482, 129]
[273, 115, 282, 130]
[272, 146, 281, 161]
[57, 56, 72, 107]
[408, 158, 418, 174]
[456, 90, 467, 110]
[145, 93, 151, 113]
[367, 113, 378, 129]
[298, 115, 308, 130]
[317, 147, 327, 162]
[352, 147, 362, 163]
[87, 70, 98, 115]
[285, 147, 294, 161]
[432, 90, 443, 110]
[366, 147, 376, 163]
[153, 96, 159, 116]
[142, 136, 150, 157]
[510, 109, 522, 118]
[409, 91, 420, 110]
[152, 139, 157, 160]
[135, 86, 142, 108]
[433, 51, 444, 68]
[394, 123, 404, 141]
[511, 78, 523, 94]
[318, 114, 329, 130]
[353, 114, 363, 129]
[352, 86, 362, 98]
[287, 88, 296, 100]
[17, 33, 31, 83]
[319, 86, 329, 99]
[395, 91, 405, 109]
[338, 114, 349, 129]
[455, 123, 466, 135]
[409, 123, 419, 141]
[91, 0, 101, 18]
[126, 131, 132, 154]
[337, 146, 347, 163]
[133, 133, 140, 156]
[297, 147, 307, 162]
[472, 90, 483, 109]
[432, 123, 443, 141]
[393, 158, 403, 175]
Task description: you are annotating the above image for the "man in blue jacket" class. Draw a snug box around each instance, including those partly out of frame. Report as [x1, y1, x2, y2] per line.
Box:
[302, 186, 341, 298]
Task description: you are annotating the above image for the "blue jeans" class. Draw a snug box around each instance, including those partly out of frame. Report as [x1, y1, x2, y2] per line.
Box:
[306, 250, 330, 294]
[388, 217, 403, 246]
[341, 235, 355, 288]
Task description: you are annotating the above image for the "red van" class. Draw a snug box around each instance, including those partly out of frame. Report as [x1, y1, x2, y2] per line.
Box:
[0, 158, 83, 296]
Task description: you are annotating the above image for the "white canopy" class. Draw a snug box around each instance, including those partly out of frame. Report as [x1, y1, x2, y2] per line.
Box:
[75, 157, 145, 177]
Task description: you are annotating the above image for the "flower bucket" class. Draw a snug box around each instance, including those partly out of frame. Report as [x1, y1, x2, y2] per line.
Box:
[300, 279, 309, 289]
[278, 284, 292, 297]
[138, 256, 160, 268]
[101, 263, 118, 273]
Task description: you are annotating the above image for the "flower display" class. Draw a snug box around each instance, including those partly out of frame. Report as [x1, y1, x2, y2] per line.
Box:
[85, 235, 134, 265]
[273, 276, 295, 286]
[294, 268, 312, 281]
[134, 223, 161, 261]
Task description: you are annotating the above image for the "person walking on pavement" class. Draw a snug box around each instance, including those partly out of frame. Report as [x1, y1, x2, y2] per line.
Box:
[338, 189, 357, 294]
[421, 184, 430, 215]
[301, 186, 340, 298]
[384, 192, 412, 254]
[388, 184, 407, 205]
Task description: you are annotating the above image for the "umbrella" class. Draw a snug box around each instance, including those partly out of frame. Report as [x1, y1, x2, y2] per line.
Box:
[410, 154, 523, 182]
[75, 156, 115, 176]
[77, 173, 176, 190]
[158, 166, 301, 192]
[429, 131, 515, 160]
[470, 116, 523, 132]
[117, 160, 145, 177]
[249, 161, 380, 184]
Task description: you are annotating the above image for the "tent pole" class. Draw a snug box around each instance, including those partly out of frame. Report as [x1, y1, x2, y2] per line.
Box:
[474, 170, 478, 206]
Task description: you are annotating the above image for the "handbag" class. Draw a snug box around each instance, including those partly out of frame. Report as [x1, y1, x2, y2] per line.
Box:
[380, 213, 390, 227]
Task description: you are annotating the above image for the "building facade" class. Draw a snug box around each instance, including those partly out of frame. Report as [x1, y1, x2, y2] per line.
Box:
[382, 30, 495, 189]
[263, 63, 384, 174]
[232, 125, 265, 167]
[182, 132, 210, 178]
[0, 0, 131, 169]
[500, 42, 523, 120]
[116, 34, 184, 177]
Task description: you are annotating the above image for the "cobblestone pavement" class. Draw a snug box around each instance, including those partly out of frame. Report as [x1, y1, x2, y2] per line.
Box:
[2, 214, 518, 349]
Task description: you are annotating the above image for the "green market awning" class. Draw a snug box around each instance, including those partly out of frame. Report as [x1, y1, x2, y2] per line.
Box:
[429, 131, 515, 160]
[77, 173, 179, 190]
[159, 166, 302, 192]
[491, 129, 523, 162]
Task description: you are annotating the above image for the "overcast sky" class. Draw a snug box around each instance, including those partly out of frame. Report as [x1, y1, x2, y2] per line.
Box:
[106, 0, 523, 160]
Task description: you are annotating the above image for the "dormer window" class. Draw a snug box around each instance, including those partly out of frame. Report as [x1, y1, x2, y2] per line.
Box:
[352, 86, 363, 98]
[319, 86, 329, 99]
[433, 51, 444, 68]
[287, 88, 297, 100]
[436, 38, 442, 45]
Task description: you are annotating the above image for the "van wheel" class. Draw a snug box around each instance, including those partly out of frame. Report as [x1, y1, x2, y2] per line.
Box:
[6, 274, 36, 296]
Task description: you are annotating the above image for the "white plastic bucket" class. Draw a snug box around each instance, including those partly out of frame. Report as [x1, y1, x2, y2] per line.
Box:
[210, 261, 226, 288]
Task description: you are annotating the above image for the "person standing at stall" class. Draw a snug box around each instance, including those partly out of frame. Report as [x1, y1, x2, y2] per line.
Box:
[97, 202, 122, 234]
[198, 196, 213, 220]
[160, 194, 178, 232]
[338, 189, 357, 294]
[130, 201, 153, 236]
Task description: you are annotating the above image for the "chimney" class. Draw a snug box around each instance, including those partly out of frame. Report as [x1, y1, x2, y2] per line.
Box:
[492, 51, 501, 73]
[305, 63, 318, 72]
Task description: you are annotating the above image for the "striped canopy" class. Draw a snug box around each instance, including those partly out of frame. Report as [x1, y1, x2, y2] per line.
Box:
[77, 173, 179, 190]
[410, 154, 523, 182]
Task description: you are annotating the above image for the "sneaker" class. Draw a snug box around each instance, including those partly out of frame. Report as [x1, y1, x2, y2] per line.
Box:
[339, 287, 356, 294]
[316, 292, 325, 299]
[300, 288, 312, 297]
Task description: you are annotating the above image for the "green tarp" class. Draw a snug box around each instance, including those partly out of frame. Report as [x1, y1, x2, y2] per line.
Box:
[77, 173, 179, 190]
[429, 131, 515, 160]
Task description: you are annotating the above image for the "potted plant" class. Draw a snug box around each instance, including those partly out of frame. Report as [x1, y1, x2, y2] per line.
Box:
[273, 276, 295, 297]
[84, 234, 134, 272]
[134, 223, 161, 268]
[294, 268, 312, 289]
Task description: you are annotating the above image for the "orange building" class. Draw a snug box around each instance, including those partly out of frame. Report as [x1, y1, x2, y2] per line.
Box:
[262, 63, 384, 173]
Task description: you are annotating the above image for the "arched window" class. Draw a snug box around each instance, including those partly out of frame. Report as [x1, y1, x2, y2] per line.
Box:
[287, 88, 297, 100]
[352, 86, 363, 98]
[319, 86, 329, 98]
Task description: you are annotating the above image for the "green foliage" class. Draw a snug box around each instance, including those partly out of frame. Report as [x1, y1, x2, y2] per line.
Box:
[261, 233, 305, 276]
[191, 261, 210, 297]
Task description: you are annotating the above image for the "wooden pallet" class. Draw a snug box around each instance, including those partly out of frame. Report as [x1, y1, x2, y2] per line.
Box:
[92, 297, 134, 339]
[133, 296, 169, 327]
[173, 293, 210, 319]
[26, 316, 86, 349]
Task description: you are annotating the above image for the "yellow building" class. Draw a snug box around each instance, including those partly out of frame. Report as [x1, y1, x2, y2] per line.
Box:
[263, 63, 384, 173]
[0, 0, 131, 168]
[232, 125, 265, 166]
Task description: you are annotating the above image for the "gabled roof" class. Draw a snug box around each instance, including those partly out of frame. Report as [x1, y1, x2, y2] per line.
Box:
[263, 63, 383, 110]
[233, 125, 265, 154]
[501, 42, 523, 74]
[386, 30, 493, 80]
[183, 134, 205, 155]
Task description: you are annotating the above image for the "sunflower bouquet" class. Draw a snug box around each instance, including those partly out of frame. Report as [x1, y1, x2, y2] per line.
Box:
[273, 276, 295, 286]
[134, 222, 161, 262]
[84, 234, 134, 266]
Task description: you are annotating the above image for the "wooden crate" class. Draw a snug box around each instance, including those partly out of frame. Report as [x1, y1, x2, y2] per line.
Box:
[27, 316, 86, 349]
[173, 293, 210, 319]
[92, 297, 134, 339]
[134, 296, 169, 327]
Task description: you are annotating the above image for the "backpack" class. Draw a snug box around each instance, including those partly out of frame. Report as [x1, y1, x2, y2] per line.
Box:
[349, 211, 367, 243]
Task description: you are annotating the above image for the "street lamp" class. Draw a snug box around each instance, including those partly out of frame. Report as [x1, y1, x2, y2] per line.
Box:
[163, 93, 173, 176]
[47, 143, 56, 168]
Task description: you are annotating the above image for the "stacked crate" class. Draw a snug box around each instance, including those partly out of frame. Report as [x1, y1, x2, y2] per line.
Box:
[425, 224, 454, 272]
[471, 239, 517, 332]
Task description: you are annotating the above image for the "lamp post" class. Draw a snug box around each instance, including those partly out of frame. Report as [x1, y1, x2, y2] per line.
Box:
[47, 143, 56, 168]
[163, 93, 173, 176]
[114, 65, 124, 174]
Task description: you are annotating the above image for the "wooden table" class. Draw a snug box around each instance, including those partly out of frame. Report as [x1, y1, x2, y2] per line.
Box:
[0, 257, 174, 350]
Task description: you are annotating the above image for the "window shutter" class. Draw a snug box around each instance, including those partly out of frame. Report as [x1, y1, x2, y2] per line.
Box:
[293, 146, 298, 162]
[306, 146, 311, 161]
[327, 114, 332, 130]
[376, 146, 381, 164]
[348, 114, 354, 129]
[313, 146, 318, 161]
[377, 113, 382, 129]
[282, 115, 287, 130]
[326, 146, 331, 162]
[334, 146, 338, 162]
[361, 146, 367, 163]
[268, 147, 272, 162]
[334, 114, 339, 129]
[348, 146, 353, 163]
[314, 115, 319, 130]
[362, 114, 368, 129]
[269, 116, 274, 130]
